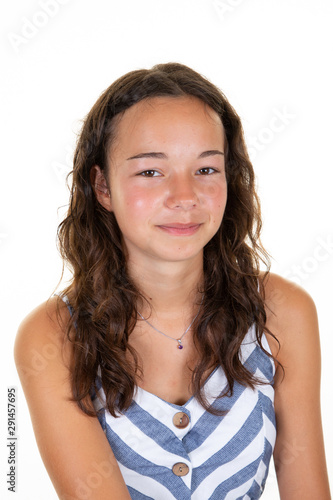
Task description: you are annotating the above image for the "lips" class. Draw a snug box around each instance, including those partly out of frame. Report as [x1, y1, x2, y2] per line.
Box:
[157, 223, 202, 236]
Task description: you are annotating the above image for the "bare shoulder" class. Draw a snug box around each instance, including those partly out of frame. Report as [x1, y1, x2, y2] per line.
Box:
[259, 272, 319, 360]
[15, 294, 70, 341]
[14, 295, 72, 384]
[261, 271, 316, 320]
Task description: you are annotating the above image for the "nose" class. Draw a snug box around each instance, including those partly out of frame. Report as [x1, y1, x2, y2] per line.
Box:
[165, 176, 199, 210]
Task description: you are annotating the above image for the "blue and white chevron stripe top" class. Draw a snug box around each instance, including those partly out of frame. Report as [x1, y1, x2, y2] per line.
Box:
[60, 295, 276, 499]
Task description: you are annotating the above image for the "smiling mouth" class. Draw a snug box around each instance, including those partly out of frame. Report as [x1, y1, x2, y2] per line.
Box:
[157, 223, 202, 236]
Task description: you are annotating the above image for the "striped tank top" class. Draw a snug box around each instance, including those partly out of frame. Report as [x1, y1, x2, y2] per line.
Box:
[60, 295, 276, 499]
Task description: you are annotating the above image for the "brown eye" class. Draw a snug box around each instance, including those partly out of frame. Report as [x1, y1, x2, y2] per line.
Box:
[197, 167, 217, 175]
[138, 170, 161, 177]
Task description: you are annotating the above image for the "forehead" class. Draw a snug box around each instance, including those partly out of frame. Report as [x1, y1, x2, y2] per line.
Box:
[110, 96, 224, 154]
[123, 95, 221, 123]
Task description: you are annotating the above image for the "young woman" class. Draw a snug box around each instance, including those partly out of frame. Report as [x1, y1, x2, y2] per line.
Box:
[15, 63, 331, 499]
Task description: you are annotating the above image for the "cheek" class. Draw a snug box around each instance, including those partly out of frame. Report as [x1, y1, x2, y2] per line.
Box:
[123, 187, 159, 213]
[201, 181, 227, 209]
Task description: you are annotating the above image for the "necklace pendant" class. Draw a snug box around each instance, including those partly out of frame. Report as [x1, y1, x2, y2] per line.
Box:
[177, 339, 183, 350]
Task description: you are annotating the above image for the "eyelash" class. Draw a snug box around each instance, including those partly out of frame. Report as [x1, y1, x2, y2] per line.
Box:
[138, 170, 161, 177]
[197, 167, 218, 175]
[137, 168, 219, 177]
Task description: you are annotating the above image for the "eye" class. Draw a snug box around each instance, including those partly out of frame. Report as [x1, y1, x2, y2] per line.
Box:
[137, 170, 161, 177]
[197, 167, 218, 175]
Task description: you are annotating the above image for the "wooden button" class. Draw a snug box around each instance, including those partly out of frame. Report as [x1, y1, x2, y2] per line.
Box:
[172, 462, 189, 476]
[172, 412, 190, 429]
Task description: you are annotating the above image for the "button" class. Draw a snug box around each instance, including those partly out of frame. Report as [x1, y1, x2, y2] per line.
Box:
[172, 412, 190, 429]
[172, 462, 189, 476]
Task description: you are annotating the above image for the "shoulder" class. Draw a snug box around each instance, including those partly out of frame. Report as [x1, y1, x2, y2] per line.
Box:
[260, 271, 318, 326]
[259, 272, 319, 359]
[260, 271, 316, 319]
[14, 295, 72, 383]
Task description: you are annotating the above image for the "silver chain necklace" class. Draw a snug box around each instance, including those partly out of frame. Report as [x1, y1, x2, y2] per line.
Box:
[137, 298, 203, 350]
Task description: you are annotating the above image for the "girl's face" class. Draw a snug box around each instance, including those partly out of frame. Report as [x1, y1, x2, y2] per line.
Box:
[95, 96, 227, 270]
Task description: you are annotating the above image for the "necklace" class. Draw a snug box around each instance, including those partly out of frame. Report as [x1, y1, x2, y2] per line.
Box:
[137, 299, 203, 350]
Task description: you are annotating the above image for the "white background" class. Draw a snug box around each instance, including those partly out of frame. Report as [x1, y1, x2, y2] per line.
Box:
[1, 0, 332, 498]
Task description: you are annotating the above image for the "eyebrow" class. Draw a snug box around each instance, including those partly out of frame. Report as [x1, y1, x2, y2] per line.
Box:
[126, 150, 224, 161]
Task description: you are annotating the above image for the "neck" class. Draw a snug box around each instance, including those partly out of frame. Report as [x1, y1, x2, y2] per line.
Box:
[128, 254, 204, 319]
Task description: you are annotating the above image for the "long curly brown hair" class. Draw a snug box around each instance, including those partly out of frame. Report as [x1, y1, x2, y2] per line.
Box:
[55, 62, 275, 417]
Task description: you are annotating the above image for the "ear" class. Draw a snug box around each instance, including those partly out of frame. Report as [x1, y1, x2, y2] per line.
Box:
[90, 165, 112, 212]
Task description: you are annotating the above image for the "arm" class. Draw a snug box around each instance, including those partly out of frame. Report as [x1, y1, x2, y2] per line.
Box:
[263, 273, 331, 499]
[14, 297, 131, 500]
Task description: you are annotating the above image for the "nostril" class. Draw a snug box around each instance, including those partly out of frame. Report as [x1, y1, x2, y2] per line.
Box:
[167, 199, 198, 210]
